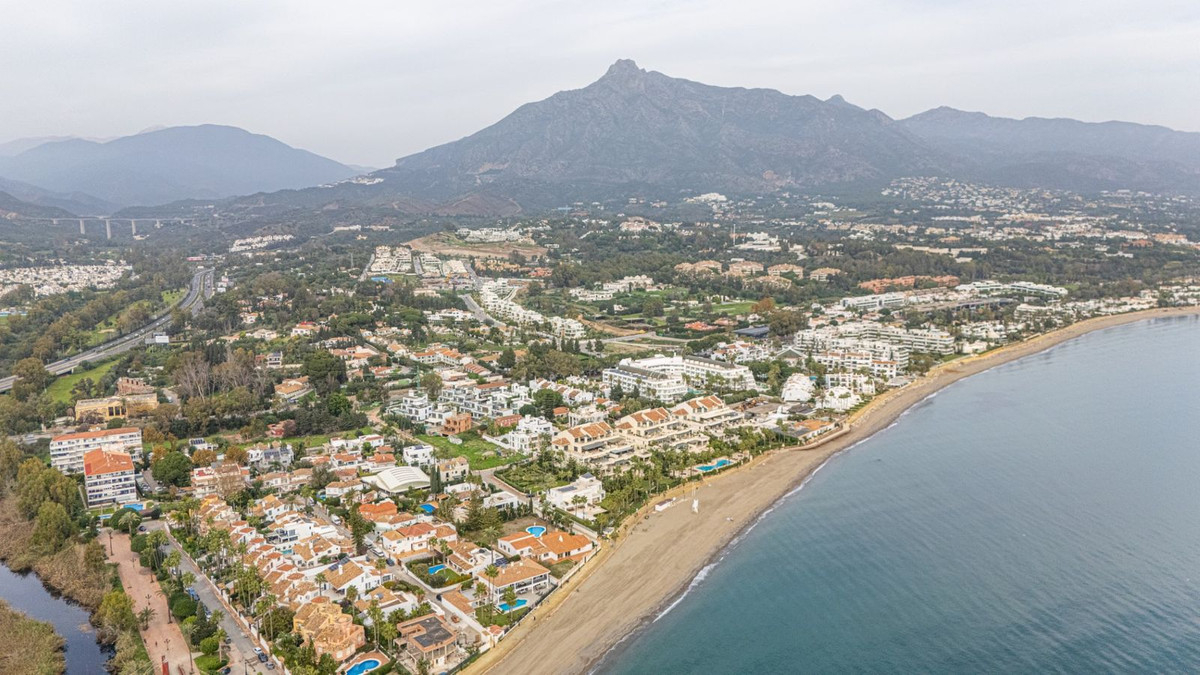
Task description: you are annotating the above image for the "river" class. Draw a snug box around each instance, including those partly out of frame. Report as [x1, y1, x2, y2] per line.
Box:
[0, 564, 111, 674]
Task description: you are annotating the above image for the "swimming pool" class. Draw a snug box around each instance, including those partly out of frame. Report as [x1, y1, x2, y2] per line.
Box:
[525, 525, 547, 537]
[419, 503, 435, 514]
[697, 459, 732, 472]
[346, 658, 381, 675]
[498, 598, 528, 612]
[427, 564, 446, 574]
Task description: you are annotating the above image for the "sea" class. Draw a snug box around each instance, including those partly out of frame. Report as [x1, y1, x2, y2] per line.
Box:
[602, 315, 1200, 674]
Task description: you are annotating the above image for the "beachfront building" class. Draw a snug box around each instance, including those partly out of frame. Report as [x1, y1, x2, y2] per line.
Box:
[780, 373, 816, 402]
[477, 556, 552, 602]
[550, 422, 646, 473]
[615, 407, 709, 454]
[395, 614, 463, 673]
[50, 427, 143, 475]
[497, 530, 593, 564]
[669, 395, 744, 434]
[546, 473, 605, 514]
[83, 449, 137, 508]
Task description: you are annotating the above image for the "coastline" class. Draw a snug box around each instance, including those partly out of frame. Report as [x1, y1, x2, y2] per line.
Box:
[468, 305, 1200, 675]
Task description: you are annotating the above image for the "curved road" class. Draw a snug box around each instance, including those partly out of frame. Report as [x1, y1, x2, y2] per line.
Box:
[0, 267, 213, 393]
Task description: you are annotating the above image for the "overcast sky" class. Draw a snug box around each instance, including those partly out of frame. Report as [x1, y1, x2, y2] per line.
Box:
[2, 0, 1198, 167]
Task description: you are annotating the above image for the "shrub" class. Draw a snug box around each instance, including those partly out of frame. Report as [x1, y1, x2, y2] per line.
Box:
[199, 636, 219, 656]
[170, 596, 197, 621]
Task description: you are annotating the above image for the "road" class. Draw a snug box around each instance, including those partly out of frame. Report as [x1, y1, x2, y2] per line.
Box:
[149, 521, 273, 674]
[460, 293, 506, 328]
[0, 267, 213, 393]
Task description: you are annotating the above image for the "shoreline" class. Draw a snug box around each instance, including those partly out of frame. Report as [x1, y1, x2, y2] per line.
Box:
[469, 306, 1200, 675]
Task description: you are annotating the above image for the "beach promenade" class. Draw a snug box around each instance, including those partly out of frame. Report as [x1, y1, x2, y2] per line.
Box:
[469, 306, 1200, 675]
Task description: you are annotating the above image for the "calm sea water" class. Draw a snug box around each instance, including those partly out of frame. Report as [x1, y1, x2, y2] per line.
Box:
[604, 316, 1200, 674]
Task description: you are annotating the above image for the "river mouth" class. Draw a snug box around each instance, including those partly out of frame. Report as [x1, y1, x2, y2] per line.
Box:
[0, 564, 112, 673]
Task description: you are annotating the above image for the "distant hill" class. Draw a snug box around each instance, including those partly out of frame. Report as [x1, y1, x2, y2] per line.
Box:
[0, 191, 76, 219]
[122, 61, 1200, 218]
[899, 107, 1200, 192]
[0, 125, 361, 208]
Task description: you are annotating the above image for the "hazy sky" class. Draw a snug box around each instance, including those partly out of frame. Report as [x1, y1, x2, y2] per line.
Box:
[2, 0, 1198, 167]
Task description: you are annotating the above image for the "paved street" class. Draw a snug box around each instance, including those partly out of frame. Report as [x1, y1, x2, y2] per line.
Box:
[146, 522, 273, 674]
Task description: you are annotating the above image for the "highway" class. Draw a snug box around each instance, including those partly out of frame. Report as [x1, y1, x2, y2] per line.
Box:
[0, 267, 214, 393]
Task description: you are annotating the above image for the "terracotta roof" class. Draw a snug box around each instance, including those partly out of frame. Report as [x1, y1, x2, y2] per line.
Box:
[83, 448, 134, 476]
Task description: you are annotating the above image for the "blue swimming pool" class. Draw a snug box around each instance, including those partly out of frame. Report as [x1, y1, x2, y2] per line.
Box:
[346, 658, 381, 675]
[498, 598, 528, 612]
[697, 459, 731, 472]
[419, 503, 435, 514]
[525, 526, 547, 537]
[427, 564, 446, 574]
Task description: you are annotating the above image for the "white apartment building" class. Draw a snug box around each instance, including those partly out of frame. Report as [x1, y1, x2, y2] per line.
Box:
[50, 427, 143, 475]
[83, 449, 137, 508]
[670, 395, 744, 434]
[546, 473, 606, 513]
[550, 422, 646, 473]
[614, 354, 756, 393]
[840, 292, 907, 312]
[602, 362, 688, 403]
[402, 444, 436, 467]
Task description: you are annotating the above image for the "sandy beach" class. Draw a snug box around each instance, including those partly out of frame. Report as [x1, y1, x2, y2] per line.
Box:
[468, 306, 1200, 675]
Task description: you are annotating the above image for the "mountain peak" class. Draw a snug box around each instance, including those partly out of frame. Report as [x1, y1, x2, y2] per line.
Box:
[599, 59, 647, 85]
[606, 59, 641, 75]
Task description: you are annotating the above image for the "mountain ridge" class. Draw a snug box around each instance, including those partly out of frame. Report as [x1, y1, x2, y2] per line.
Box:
[119, 60, 1200, 219]
[0, 125, 360, 209]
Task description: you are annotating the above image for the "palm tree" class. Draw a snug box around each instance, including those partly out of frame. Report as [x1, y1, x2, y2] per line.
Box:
[367, 599, 383, 646]
[137, 606, 155, 629]
[483, 565, 499, 603]
[315, 571, 327, 591]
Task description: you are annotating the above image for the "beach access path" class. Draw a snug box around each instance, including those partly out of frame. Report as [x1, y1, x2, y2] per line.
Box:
[108, 532, 193, 674]
[469, 306, 1200, 675]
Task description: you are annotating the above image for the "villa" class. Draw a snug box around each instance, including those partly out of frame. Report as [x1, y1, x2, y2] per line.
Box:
[395, 613, 462, 672]
[292, 597, 365, 662]
[478, 556, 552, 602]
[546, 473, 606, 514]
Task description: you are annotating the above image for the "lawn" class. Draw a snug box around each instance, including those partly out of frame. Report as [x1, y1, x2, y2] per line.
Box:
[46, 358, 119, 403]
[416, 431, 522, 470]
[710, 301, 755, 315]
[494, 463, 571, 494]
[161, 287, 186, 306]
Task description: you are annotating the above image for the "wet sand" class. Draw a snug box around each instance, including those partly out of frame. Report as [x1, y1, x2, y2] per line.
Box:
[469, 306, 1200, 675]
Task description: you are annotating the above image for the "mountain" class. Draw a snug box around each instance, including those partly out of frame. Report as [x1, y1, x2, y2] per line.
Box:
[0, 191, 77, 219]
[900, 107, 1200, 192]
[0, 125, 361, 208]
[372, 59, 946, 205]
[0, 136, 80, 157]
[129, 61, 1200, 219]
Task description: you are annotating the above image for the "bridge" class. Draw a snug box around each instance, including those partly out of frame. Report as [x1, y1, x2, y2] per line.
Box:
[15, 217, 200, 238]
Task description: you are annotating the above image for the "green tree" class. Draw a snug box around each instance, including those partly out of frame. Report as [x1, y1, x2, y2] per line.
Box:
[302, 351, 347, 395]
[420, 372, 443, 400]
[10, 357, 51, 401]
[152, 451, 193, 487]
[498, 348, 516, 369]
[31, 501, 74, 554]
